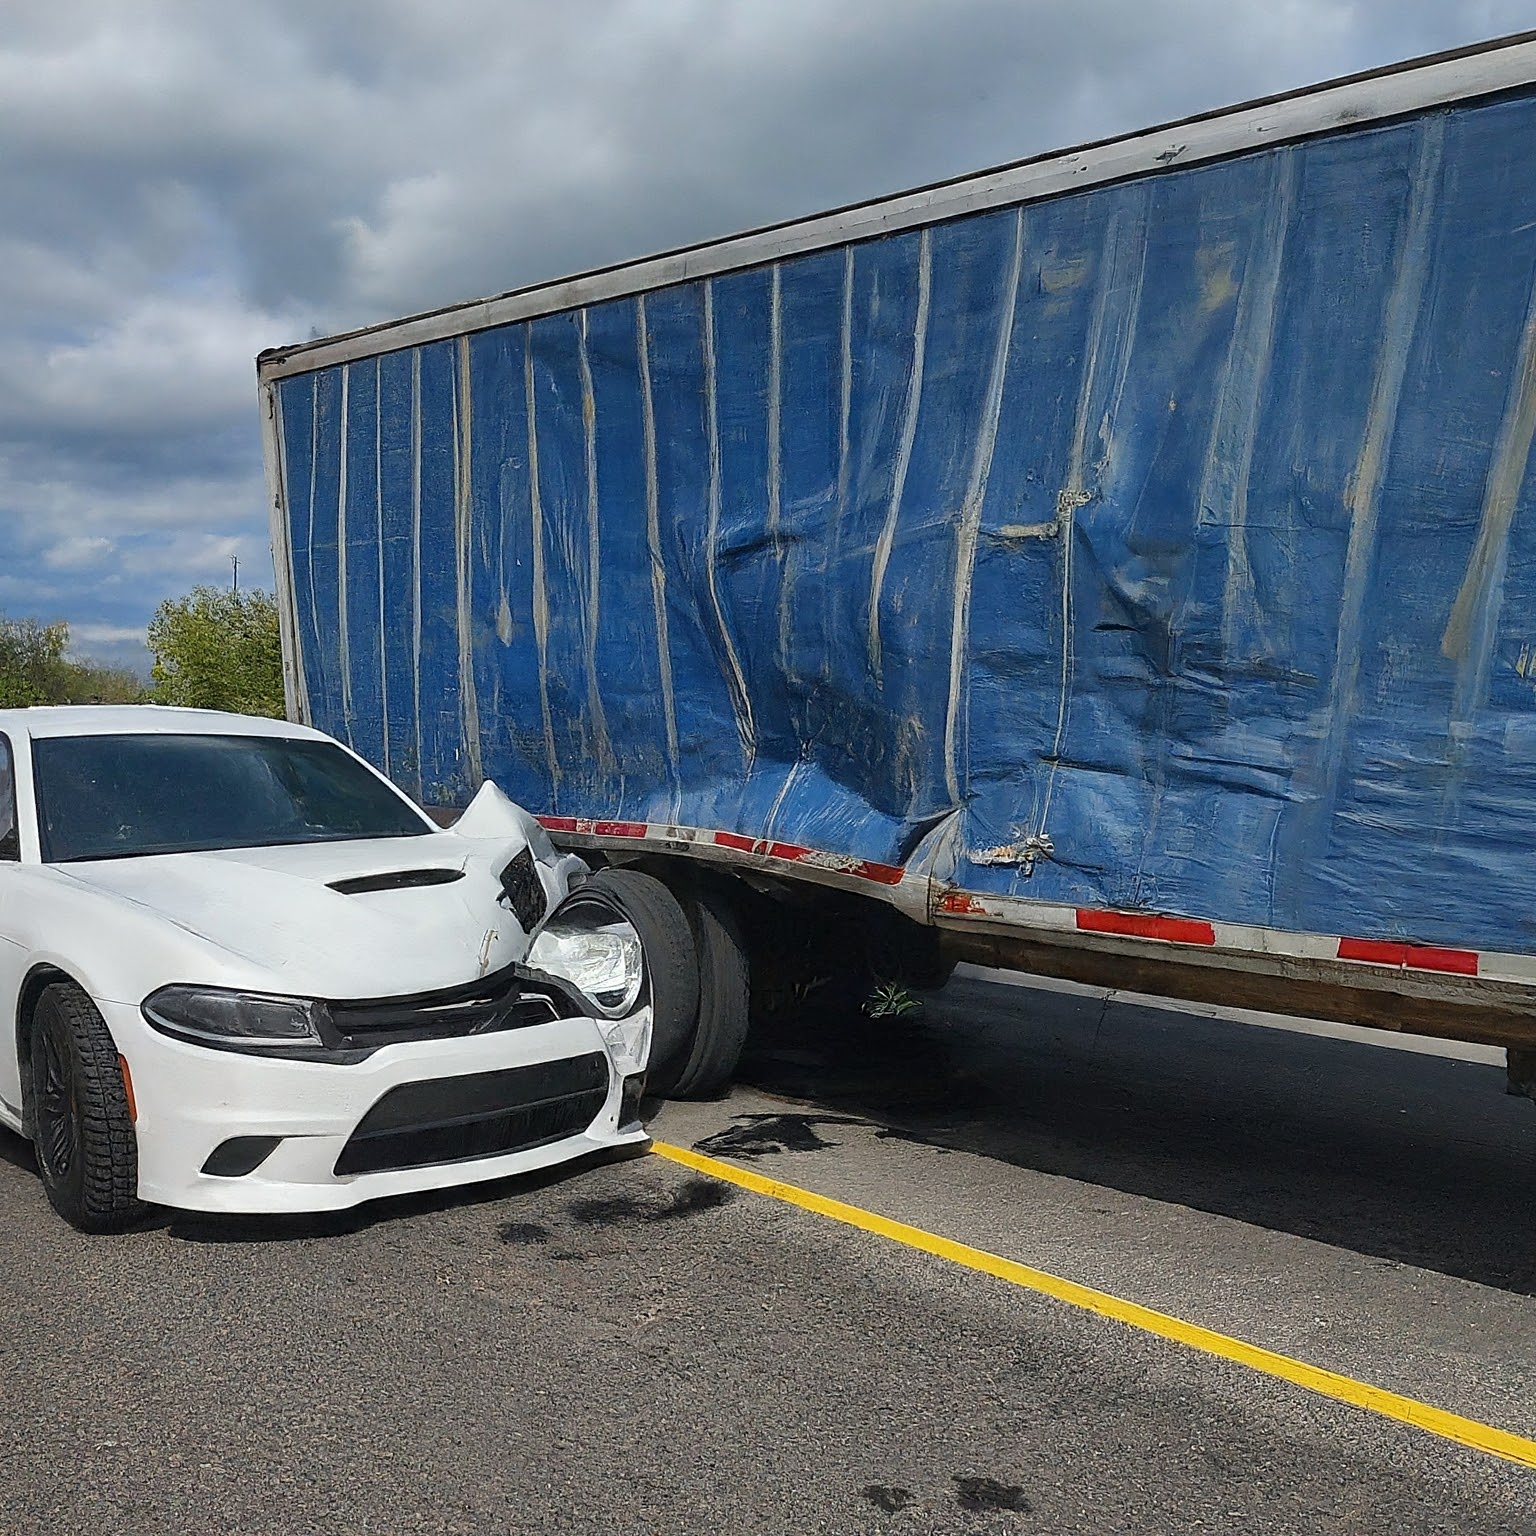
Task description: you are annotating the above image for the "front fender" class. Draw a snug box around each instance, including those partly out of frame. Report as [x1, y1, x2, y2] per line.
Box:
[7, 868, 293, 1008]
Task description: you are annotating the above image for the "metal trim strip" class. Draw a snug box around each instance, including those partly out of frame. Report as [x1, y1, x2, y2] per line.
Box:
[531, 813, 1534, 988]
[259, 380, 309, 722]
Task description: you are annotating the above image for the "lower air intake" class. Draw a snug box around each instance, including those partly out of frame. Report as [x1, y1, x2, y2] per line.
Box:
[335, 1054, 610, 1176]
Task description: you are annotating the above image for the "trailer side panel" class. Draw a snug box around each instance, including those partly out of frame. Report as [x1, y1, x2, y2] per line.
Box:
[270, 87, 1536, 959]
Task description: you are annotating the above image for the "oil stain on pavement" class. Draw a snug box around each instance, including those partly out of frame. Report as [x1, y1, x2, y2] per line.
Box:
[861, 1476, 1031, 1518]
[863, 1484, 918, 1513]
[952, 1475, 1031, 1514]
[566, 1176, 735, 1225]
[497, 1220, 552, 1245]
[694, 1112, 868, 1159]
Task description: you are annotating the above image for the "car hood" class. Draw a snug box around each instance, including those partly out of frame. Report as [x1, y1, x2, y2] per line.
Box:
[54, 834, 535, 999]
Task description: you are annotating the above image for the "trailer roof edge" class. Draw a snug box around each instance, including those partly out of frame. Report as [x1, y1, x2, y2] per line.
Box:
[257, 30, 1536, 382]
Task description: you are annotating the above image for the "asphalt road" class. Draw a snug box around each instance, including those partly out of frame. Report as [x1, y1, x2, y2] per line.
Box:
[2, 968, 1534, 1535]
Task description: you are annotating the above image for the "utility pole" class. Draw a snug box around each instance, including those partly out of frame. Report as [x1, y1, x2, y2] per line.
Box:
[232, 554, 240, 592]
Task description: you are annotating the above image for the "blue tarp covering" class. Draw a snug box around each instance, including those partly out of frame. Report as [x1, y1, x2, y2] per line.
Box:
[276, 89, 1536, 954]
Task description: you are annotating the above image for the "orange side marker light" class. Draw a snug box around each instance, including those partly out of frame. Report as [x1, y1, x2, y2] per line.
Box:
[117, 1054, 138, 1122]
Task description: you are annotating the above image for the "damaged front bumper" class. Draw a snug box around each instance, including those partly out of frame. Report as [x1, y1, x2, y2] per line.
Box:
[107, 998, 647, 1215]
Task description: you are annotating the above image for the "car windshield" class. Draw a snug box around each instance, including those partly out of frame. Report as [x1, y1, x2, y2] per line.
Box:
[32, 733, 433, 863]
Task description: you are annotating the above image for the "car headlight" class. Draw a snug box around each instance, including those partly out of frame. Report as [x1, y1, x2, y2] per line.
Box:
[526, 895, 645, 1019]
[142, 985, 327, 1049]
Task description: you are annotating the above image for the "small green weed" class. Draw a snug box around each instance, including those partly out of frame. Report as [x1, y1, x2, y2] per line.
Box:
[864, 980, 922, 1019]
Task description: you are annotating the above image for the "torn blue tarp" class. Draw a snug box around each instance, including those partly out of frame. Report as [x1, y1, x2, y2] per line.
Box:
[272, 86, 1536, 955]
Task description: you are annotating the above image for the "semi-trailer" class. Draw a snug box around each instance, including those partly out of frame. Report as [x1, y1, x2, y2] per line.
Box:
[260, 33, 1536, 1100]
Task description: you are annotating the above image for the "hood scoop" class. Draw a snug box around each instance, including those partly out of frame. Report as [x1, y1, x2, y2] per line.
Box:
[328, 868, 466, 896]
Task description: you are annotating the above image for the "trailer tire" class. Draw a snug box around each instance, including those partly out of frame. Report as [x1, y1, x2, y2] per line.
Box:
[578, 868, 700, 1079]
[28, 982, 147, 1234]
[656, 881, 751, 1100]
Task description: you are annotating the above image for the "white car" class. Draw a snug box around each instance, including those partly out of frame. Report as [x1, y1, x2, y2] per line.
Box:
[0, 706, 668, 1231]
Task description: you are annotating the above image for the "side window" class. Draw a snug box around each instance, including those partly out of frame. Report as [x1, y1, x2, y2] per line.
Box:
[0, 735, 16, 861]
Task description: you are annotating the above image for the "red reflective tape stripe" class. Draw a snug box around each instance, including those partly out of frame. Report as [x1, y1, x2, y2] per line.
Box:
[1338, 937, 1401, 965]
[712, 830, 904, 883]
[940, 891, 988, 915]
[1406, 946, 1481, 976]
[536, 816, 647, 837]
[1076, 909, 1216, 945]
[765, 841, 811, 862]
[1337, 938, 1479, 976]
[852, 860, 906, 886]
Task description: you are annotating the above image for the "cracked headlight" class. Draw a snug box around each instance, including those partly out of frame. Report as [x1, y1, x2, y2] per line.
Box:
[526, 896, 645, 1019]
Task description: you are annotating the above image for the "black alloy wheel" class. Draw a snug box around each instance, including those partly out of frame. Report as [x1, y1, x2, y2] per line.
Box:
[33, 1003, 82, 1188]
[27, 982, 148, 1233]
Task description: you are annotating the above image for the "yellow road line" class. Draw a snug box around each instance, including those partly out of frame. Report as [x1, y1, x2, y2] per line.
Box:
[652, 1140, 1536, 1471]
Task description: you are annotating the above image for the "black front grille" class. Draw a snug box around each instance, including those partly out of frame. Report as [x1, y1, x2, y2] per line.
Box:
[324, 963, 580, 1052]
[335, 1053, 610, 1176]
[499, 845, 548, 932]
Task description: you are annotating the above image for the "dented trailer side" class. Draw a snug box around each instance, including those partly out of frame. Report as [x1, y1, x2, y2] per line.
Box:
[259, 35, 1536, 1056]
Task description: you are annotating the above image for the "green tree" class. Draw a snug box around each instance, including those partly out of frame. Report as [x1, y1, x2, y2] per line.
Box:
[0, 616, 70, 706]
[147, 586, 285, 717]
[0, 615, 145, 707]
[62, 661, 145, 704]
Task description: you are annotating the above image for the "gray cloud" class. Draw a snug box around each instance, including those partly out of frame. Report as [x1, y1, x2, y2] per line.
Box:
[0, 0, 1530, 673]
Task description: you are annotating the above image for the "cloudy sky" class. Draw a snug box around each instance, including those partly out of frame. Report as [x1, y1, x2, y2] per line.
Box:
[1, 0, 1531, 672]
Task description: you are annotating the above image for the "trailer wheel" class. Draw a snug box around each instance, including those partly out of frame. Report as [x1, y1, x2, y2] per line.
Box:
[562, 868, 701, 1078]
[654, 880, 751, 1100]
[28, 982, 147, 1234]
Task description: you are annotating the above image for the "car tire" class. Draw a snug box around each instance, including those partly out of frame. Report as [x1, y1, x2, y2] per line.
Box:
[580, 868, 700, 1077]
[662, 880, 751, 1101]
[28, 982, 147, 1234]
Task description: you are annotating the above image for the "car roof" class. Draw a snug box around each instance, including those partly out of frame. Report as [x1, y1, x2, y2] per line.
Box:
[0, 705, 324, 743]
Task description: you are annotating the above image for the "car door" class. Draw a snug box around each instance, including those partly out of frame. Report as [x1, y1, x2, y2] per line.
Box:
[0, 732, 27, 1126]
